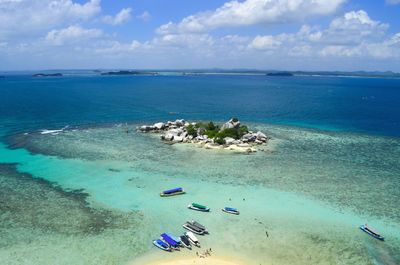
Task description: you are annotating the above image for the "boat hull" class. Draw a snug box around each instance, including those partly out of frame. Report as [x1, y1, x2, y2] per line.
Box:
[359, 225, 384, 241]
[183, 224, 205, 235]
[160, 191, 185, 197]
[188, 205, 210, 212]
[222, 208, 240, 215]
[153, 240, 171, 252]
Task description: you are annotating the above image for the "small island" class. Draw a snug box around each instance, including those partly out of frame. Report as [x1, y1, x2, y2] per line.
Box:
[266, 72, 293, 77]
[101, 70, 158, 76]
[138, 118, 269, 153]
[33, 73, 63, 77]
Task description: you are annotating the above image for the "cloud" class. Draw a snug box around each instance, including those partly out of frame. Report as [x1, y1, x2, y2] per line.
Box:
[157, 0, 346, 34]
[386, 0, 400, 4]
[45, 25, 103, 45]
[137, 11, 151, 22]
[0, 0, 101, 40]
[249, 35, 282, 50]
[103, 7, 132, 25]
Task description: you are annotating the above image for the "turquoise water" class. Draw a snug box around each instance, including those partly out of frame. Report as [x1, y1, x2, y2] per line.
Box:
[0, 73, 400, 264]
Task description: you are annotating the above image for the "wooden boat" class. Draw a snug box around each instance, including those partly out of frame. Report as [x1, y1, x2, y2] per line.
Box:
[183, 222, 206, 235]
[222, 207, 240, 215]
[153, 239, 171, 252]
[359, 224, 384, 241]
[185, 231, 200, 247]
[160, 233, 181, 249]
[188, 203, 210, 212]
[160, 187, 185, 197]
[179, 235, 192, 249]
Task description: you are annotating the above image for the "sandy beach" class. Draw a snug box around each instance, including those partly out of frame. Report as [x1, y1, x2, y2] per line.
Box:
[129, 253, 248, 265]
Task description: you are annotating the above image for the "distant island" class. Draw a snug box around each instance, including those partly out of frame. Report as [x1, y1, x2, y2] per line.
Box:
[101, 70, 158, 76]
[138, 118, 269, 153]
[33, 73, 63, 77]
[266, 72, 293, 77]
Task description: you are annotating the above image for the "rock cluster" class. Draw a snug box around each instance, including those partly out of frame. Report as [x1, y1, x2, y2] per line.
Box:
[138, 119, 269, 153]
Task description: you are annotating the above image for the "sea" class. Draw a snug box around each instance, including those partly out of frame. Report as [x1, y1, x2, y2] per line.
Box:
[0, 72, 399, 265]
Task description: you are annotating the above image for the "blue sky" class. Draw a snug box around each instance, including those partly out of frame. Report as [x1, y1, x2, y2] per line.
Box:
[0, 0, 400, 71]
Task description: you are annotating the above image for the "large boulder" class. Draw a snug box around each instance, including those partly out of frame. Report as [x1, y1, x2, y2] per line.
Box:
[168, 128, 183, 136]
[172, 136, 184, 142]
[242, 133, 257, 142]
[197, 127, 206, 136]
[175, 119, 185, 127]
[153, 122, 165, 130]
[139, 125, 152, 132]
[163, 133, 174, 141]
[224, 137, 236, 145]
[220, 118, 241, 131]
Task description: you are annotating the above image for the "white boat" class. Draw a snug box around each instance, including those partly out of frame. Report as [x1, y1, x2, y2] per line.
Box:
[185, 231, 200, 248]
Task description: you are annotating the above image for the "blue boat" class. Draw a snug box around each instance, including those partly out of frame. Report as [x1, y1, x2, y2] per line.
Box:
[153, 239, 171, 252]
[222, 207, 240, 215]
[161, 233, 180, 248]
[360, 224, 384, 241]
[160, 187, 185, 197]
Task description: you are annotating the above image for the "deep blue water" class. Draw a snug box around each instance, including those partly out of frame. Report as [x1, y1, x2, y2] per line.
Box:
[1, 74, 400, 136]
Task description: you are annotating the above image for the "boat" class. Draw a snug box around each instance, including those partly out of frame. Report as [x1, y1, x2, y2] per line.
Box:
[185, 231, 200, 247]
[188, 203, 210, 212]
[222, 207, 240, 215]
[183, 222, 206, 235]
[170, 234, 183, 247]
[179, 235, 192, 249]
[360, 224, 384, 241]
[160, 187, 185, 197]
[188, 220, 207, 231]
[153, 239, 171, 252]
[160, 233, 181, 249]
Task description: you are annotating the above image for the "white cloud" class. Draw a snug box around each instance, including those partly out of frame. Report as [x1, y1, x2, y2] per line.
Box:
[386, 0, 400, 4]
[103, 7, 132, 25]
[45, 25, 103, 45]
[0, 0, 101, 40]
[249, 35, 282, 50]
[137, 11, 151, 22]
[157, 0, 346, 34]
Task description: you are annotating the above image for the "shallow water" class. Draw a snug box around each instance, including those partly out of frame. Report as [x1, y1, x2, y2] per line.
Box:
[1, 123, 400, 265]
[1, 74, 399, 264]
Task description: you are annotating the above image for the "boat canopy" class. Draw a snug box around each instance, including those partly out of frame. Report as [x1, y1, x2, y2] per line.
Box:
[192, 203, 207, 209]
[225, 207, 237, 212]
[163, 187, 183, 194]
[156, 239, 168, 248]
[161, 233, 179, 247]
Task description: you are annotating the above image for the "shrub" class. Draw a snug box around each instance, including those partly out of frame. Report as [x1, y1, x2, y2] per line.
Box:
[207, 121, 216, 131]
[214, 136, 226, 145]
[239, 125, 249, 137]
[231, 117, 239, 122]
[216, 128, 240, 140]
[186, 124, 197, 137]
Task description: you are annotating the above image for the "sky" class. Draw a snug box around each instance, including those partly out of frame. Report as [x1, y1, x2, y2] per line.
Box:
[0, 0, 400, 71]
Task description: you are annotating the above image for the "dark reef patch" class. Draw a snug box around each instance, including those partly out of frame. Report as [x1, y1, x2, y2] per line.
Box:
[0, 163, 139, 248]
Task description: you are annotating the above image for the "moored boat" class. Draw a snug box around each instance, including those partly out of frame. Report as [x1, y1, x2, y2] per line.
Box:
[222, 207, 240, 215]
[179, 235, 192, 249]
[359, 224, 384, 241]
[160, 233, 181, 249]
[188, 202, 210, 212]
[183, 222, 206, 235]
[185, 231, 200, 247]
[153, 239, 171, 252]
[160, 187, 185, 197]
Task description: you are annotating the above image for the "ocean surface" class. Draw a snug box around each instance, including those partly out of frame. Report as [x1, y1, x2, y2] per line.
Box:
[0, 72, 399, 265]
